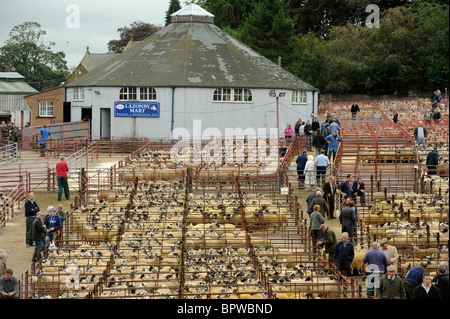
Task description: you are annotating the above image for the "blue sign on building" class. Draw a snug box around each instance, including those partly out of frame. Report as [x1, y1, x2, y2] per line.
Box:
[114, 102, 160, 118]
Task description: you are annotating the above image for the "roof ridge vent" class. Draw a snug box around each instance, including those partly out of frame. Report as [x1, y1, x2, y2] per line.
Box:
[170, 3, 214, 24]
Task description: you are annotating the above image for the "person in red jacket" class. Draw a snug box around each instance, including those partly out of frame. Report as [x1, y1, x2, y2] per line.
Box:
[56, 157, 69, 201]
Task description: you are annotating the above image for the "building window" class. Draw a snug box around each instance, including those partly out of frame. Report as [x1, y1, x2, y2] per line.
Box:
[213, 88, 231, 102]
[213, 88, 251, 102]
[140, 87, 157, 101]
[73, 87, 84, 101]
[119, 87, 137, 100]
[292, 90, 307, 104]
[120, 87, 156, 101]
[39, 101, 54, 117]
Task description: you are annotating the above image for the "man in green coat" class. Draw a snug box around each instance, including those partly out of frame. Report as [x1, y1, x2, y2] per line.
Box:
[377, 265, 406, 299]
[317, 224, 337, 263]
[426, 147, 439, 175]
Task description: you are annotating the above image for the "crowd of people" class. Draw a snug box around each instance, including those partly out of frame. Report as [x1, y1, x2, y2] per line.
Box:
[292, 95, 447, 299]
[0, 155, 70, 299]
[0, 120, 21, 147]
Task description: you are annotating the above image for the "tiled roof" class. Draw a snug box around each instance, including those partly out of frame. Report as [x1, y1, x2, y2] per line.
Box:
[66, 6, 318, 92]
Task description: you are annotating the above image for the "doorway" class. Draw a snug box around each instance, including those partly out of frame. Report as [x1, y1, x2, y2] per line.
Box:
[100, 108, 111, 140]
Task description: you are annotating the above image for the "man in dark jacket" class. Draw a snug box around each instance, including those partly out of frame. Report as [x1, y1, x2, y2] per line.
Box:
[338, 174, 353, 201]
[323, 176, 337, 219]
[426, 147, 439, 175]
[339, 200, 357, 241]
[29, 212, 46, 262]
[296, 150, 308, 188]
[413, 273, 441, 299]
[294, 118, 302, 137]
[351, 176, 366, 205]
[334, 232, 354, 277]
[24, 192, 39, 246]
[350, 102, 360, 120]
[312, 130, 326, 157]
[304, 120, 313, 150]
[432, 263, 448, 299]
[311, 117, 320, 134]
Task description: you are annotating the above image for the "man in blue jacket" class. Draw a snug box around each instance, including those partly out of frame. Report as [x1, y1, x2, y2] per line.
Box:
[325, 130, 341, 162]
[44, 207, 62, 252]
[39, 125, 53, 157]
[403, 261, 428, 299]
[296, 150, 308, 188]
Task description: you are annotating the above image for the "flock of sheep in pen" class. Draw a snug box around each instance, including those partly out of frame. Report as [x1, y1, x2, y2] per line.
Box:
[24, 97, 449, 299]
[27, 142, 355, 299]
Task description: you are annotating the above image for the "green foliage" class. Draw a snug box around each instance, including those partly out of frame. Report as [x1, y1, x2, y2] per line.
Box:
[239, 0, 296, 66]
[195, 0, 448, 95]
[285, 2, 449, 94]
[165, 0, 182, 26]
[0, 22, 69, 91]
[194, 0, 258, 29]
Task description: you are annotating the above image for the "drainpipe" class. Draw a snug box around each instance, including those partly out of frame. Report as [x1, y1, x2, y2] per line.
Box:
[312, 91, 316, 120]
[171, 87, 175, 140]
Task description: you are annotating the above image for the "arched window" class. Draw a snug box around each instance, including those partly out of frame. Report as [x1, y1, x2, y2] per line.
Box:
[119, 87, 156, 101]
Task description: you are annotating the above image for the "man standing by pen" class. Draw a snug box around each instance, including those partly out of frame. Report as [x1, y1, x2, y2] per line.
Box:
[56, 157, 70, 201]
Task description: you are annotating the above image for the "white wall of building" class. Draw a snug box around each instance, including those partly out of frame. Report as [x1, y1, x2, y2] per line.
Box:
[66, 86, 318, 140]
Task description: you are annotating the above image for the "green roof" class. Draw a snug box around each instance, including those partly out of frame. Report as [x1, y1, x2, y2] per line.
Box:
[0, 80, 38, 94]
[66, 6, 318, 91]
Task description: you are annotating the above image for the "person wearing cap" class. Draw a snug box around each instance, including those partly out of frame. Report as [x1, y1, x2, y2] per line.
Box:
[351, 176, 366, 205]
[426, 146, 439, 175]
[334, 232, 354, 277]
[432, 263, 448, 299]
[377, 265, 406, 299]
[56, 204, 66, 224]
[317, 224, 337, 263]
[44, 207, 62, 251]
[28, 211, 46, 262]
[413, 272, 441, 299]
[403, 261, 428, 299]
[379, 238, 399, 267]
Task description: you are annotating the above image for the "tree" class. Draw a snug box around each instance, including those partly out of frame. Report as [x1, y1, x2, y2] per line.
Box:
[107, 21, 162, 53]
[165, 0, 182, 26]
[194, 0, 258, 29]
[0, 22, 68, 91]
[239, 0, 296, 66]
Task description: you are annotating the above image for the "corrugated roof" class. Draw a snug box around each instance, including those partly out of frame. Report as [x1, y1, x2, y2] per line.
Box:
[0, 72, 25, 80]
[0, 80, 38, 94]
[66, 7, 318, 92]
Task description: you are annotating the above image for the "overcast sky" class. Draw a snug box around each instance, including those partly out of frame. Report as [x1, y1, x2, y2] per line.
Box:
[0, 0, 173, 69]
